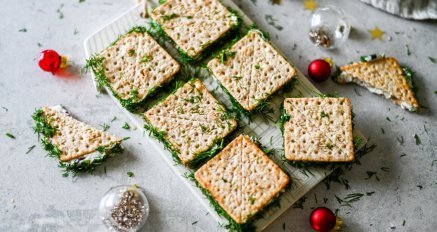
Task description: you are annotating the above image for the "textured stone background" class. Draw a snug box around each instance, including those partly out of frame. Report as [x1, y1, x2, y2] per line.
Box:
[0, 0, 436, 231]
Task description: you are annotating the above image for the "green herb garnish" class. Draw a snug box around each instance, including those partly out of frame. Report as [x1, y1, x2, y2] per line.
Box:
[127, 171, 135, 177]
[122, 122, 130, 130]
[141, 55, 151, 63]
[161, 13, 178, 21]
[232, 75, 243, 80]
[428, 57, 437, 63]
[414, 134, 421, 145]
[320, 111, 329, 118]
[26, 145, 36, 154]
[265, 15, 283, 31]
[100, 123, 110, 131]
[218, 49, 236, 63]
[128, 49, 135, 56]
[5, 133, 15, 139]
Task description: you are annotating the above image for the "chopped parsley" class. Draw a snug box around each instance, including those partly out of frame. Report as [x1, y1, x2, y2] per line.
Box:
[111, 116, 117, 122]
[254, 64, 260, 69]
[429, 57, 437, 63]
[249, 196, 256, 205]
[326, 143, 334, 150]
[127, 171, 135, 177]
[191, 221, 198, 225]
[122, 122, 130, 130]
[5, 133, 15, 139]
[18, 28, 27, 32]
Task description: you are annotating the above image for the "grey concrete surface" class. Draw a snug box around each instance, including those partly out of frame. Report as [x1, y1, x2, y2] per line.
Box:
[0, 0, 436, 231]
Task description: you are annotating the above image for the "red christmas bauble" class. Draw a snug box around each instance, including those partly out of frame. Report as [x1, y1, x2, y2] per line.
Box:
[308, 59, 331, 82]
[310, 207, 336, 232]
[38, 49, 67, 72]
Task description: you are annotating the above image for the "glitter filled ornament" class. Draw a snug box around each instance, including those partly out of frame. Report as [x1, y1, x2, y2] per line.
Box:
[309, 6, 350, 49]
[38, 49, 68, 72]
[308, 59, 332, 82]
[310, 207, 342, 232]
[99, 185, 149, 232]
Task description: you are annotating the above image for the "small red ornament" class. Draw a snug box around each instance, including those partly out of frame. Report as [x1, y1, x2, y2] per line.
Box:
[38, 49, 68, 73]
[310, 207, 342, 232]
[308, 59, 331, 82]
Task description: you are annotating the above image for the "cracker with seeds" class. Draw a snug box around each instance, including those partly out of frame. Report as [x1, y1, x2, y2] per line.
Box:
[333, 55, 419, 111]
[281, 98, 354, 162]
[32, 105, 123, 176]
[151, 0, 240, 61]
[86, 26, 180, 112]
[144, 79, 237, 166]
[195, 134, 289, 224]
[208, 30, 296, 113]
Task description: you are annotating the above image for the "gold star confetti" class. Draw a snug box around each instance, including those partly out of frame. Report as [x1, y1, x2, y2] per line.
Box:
[368, 26, 385, 40]
[304, 0, 318, 12]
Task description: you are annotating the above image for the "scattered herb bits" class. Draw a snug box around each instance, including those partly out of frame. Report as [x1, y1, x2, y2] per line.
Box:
[122, 122, 130, 130]
[5, 133, 15, 139]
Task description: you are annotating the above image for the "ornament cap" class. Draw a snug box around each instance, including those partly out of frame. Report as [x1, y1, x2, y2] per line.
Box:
[59, 55, 68, 69]
[333, 216, 343, 231]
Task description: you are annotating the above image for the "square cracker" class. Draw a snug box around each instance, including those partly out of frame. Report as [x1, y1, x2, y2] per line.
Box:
[208, 30, 296, 111]
[283, 98, 354, 162]
[195, 134, 289, 224]
[100, 29, 180, 105]
[40, 106, 122, 162]
[151, 0, 239, 59]
[144, 79, 237, 164]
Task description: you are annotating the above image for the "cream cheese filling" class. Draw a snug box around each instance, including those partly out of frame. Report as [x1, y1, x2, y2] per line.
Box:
[337, 72, 416, 111]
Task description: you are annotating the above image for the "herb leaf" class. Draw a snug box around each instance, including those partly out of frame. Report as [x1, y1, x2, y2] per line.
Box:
[122, 122, 130, 130]
[6, 133, 15, 139]
[127, 171, 135, 177]
[26, 145, 36, 154]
